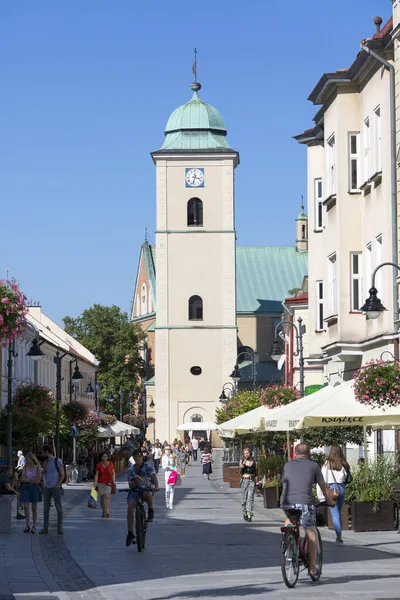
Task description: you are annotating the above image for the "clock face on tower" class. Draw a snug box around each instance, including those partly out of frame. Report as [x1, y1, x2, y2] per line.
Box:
[185, 168, 204, 188]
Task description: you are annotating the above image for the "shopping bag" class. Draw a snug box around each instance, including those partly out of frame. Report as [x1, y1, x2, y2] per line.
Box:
[167, 471, 178, 485]
[91, 488, 98, 502]
[87, 493, 97, 509]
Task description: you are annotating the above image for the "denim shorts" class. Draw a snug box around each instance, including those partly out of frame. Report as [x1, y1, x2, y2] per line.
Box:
[127, 489, 152, 504]
[282, 504, 316, 529]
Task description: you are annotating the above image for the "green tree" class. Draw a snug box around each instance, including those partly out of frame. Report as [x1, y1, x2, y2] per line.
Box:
[63, 304, 144, 416]
[215, 389, 262, 424]
[0, 384, 55, 449]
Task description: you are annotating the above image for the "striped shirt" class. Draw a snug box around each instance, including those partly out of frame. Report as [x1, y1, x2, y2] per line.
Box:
[201, 452, 212, 465]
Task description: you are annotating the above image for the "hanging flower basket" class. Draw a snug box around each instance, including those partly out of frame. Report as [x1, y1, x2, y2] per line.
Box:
[63, 401, 88, 424]
[101, 414, 117, 426]
[0, 279, 28, 346]
[260, 385, 300, 408]
[13, 383, 53, 416]
[77, 412, 100, 429]
[354, 359, 400, 408]
[123, 413, 146, 429]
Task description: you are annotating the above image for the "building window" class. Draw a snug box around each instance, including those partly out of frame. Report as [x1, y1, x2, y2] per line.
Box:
[301, 224, 306, 239]
[314, 178, 323, 230]
[363, 117, 370, 181]
[365, 242, 372, 295]
[374, 106, 381, 174]
[316, 280, 324, 331]
[350, 253, 362, 311]
[328, 253, 337, 315]
[326, 134, 335, 196]
[141, 283, 147, 316]
[188, 295, 203, 320]
[375, 234, 383, 294]
[187, 198, 203, 227]
[191, 414, 203, 422]
[348, 132, 360, 191]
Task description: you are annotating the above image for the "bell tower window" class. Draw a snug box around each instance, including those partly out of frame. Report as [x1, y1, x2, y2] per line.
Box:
[188, 295, 203, 321]
[187, 198, 203, 227]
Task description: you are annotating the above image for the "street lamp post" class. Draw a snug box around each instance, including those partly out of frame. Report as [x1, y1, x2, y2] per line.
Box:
[54, 354, 83, 458]
[219, 382, 235, 404]
[236, 350, 258, 392]
[269, 317, 305, 397]
[6, 323, 45, 466]
[360, 261, 400, 319]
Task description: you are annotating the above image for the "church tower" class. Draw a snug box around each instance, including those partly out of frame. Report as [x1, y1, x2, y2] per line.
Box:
[151, 78, 239, 442]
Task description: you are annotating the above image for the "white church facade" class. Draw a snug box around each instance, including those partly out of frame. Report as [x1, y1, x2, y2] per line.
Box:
[131, 80, 309, 443]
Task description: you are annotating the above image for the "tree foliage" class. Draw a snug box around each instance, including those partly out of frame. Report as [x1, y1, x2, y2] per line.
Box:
[298, 425, 370, 447]
[215, 389, 262, 424]
[63, 304, 144, 415]
[0, 384, 55, 449]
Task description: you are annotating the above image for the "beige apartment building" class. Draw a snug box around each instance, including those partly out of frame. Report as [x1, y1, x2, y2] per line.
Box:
[295, 16, 398, 454]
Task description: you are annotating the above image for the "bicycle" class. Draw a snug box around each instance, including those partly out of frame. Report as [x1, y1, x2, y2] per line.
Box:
[68, 463, 81, 484]
[280, 503, 325, 588]
[135, 492, 147, 552]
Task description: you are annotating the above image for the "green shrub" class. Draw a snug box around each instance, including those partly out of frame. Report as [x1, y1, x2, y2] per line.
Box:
[346, 455, 397, 509]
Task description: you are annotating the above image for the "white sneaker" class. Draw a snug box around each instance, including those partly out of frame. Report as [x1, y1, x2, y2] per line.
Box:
[169, 505, 173, 510]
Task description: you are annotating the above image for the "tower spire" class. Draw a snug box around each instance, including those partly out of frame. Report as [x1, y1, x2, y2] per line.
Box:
[190, 48, 201, 92]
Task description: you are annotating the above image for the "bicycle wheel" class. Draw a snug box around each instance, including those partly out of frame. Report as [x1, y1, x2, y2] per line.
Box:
[281, 532, 299, 588]
[136, 505, 146, 552]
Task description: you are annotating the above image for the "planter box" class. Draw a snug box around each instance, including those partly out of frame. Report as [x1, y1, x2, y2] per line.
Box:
[327, 502, 349, 531]
[351, 501, 395, 532]
[0, 495, 14, 534]
[223, 462, 239, 483]
[316, 504, 328, 527]
[263, 486, 279, 508]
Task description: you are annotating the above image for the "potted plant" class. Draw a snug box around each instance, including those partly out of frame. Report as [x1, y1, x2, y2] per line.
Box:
[263, 472, 281, 508]
[346, 455, 396, 531]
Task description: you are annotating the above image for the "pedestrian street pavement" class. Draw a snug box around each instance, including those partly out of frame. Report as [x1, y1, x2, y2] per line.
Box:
[1, 459, 400, 600]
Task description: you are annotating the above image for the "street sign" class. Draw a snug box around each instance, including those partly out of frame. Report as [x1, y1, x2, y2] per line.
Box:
[304, 384, 325, 396]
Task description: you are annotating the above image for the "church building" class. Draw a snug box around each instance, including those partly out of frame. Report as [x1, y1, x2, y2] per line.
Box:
[131, 79, 308, 443]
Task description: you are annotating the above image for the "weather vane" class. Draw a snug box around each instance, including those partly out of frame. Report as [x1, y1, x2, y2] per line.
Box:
[192, 48, 198, 83]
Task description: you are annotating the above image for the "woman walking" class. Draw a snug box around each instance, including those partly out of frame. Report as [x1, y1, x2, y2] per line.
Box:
[177, 446, 187, 478]
[201, 447, 213, 480]
[19, 453, 42, 533]
[321, 445, 350, 544]
[93, 451, 115, 518]
[153, 442, 162, 475]
[186, 439, 193, 466]
[239, 447, 257, 522]
[162, 446, 177, 509]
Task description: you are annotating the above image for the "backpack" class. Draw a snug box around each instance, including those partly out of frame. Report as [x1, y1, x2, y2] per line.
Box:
[54, 458, 67, 484]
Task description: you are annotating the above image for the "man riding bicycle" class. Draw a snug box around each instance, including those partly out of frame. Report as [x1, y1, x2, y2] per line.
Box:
[281, 443, 334, 580]
[126, 450, 159, 547]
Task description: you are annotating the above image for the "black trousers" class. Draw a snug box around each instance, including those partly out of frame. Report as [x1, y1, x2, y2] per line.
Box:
[153, 458, 160, 474]
[193, 450, 198, 461]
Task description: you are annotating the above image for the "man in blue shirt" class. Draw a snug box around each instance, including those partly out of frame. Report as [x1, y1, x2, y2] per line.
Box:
[126, 451, 159, 546]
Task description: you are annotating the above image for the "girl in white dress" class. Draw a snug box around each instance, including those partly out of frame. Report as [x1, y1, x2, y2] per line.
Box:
[161, 447, 177, 509]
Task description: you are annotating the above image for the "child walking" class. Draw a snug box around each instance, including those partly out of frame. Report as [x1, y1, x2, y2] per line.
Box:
[177, 446, 187, 478]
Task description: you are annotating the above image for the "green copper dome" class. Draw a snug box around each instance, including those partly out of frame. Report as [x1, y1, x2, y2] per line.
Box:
[161, 83, 231, 151]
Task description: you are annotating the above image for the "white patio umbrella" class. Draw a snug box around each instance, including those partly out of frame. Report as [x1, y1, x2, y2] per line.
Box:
[97, 420, 140, 438]
[176, 422, 218, 441]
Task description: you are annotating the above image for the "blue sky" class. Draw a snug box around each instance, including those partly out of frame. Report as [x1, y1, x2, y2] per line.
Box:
[0, 1, 392, 324]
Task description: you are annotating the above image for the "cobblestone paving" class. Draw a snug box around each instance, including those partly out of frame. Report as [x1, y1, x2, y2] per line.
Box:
[3, 461, 400, 599]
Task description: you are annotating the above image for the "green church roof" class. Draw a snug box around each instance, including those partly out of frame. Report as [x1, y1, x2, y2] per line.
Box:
[236, 246, 308, 313]
[295, 205, 308, 221]
[161, 83, 231, 151]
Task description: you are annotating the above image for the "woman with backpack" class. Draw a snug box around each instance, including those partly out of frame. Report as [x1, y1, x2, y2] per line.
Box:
[20, 453, 42, 533]
[320, 445, 351, 544]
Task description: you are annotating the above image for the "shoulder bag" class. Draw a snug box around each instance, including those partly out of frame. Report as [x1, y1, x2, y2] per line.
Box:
[328, 467, 340, 499]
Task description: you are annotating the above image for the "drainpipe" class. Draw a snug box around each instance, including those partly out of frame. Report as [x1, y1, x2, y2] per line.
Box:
[361, 42, 398, 350]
